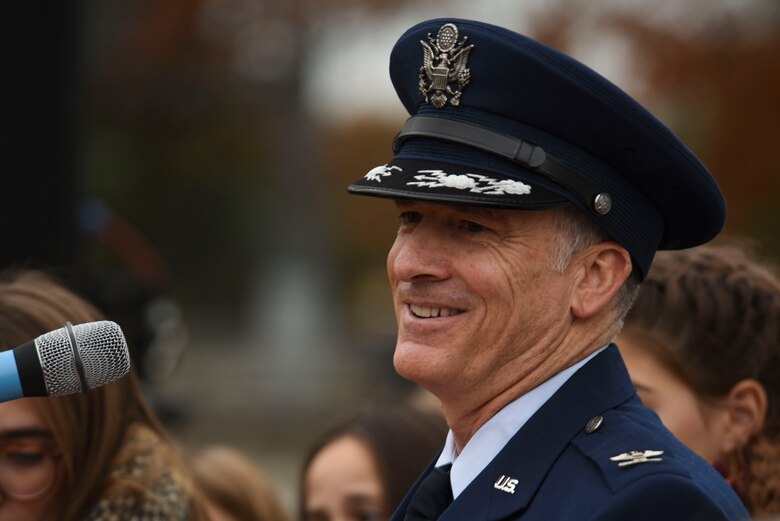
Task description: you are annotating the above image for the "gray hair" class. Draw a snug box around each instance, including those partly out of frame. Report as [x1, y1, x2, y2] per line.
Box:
[550, 206, 639, 334]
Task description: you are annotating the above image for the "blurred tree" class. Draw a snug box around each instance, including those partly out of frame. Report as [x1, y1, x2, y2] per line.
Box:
[82, 0, 411, 316]
[84, 0, 279, 311]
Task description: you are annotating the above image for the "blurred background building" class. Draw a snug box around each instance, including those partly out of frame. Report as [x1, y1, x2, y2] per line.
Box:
[4, 0, 779, 512]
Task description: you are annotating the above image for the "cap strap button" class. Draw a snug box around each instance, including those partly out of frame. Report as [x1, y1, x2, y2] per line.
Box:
[594, 193, 612, 215]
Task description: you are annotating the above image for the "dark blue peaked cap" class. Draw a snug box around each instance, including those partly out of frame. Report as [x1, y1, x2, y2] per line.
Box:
[348, 18, 726, 279]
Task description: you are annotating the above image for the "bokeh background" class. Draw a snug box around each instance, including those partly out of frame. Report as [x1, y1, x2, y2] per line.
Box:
[5, 0, 780, 512]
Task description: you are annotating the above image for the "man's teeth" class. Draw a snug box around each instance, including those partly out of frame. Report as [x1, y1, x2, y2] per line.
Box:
[410, 304, 463, 318]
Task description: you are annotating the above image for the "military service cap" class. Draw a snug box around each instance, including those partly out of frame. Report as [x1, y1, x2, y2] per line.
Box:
[348, 18, 726, 279]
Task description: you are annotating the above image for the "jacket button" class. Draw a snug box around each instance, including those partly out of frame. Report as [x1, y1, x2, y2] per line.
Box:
[585, 415, 603, 434]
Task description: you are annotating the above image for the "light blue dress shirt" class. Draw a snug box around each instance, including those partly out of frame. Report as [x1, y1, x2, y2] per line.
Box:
[435, 346, 607, 498]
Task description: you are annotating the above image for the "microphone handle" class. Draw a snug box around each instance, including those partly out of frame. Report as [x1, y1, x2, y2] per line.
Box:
[0, 349, 23, 402]
[0, 340, 48, 402]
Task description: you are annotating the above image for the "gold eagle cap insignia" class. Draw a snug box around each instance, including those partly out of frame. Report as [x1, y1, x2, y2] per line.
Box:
[419, 23, 474, 108]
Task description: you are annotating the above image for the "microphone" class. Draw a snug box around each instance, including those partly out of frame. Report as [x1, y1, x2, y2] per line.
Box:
[0, 321, 131, 402]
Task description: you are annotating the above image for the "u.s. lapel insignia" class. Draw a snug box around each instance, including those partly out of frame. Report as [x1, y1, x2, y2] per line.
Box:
[610, 450, 665, 467]
[494, 474, 518, 494]
[419, 23, 474, 108]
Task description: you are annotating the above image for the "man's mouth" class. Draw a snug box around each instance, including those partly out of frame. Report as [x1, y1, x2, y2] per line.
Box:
[409, 304, 465, 318]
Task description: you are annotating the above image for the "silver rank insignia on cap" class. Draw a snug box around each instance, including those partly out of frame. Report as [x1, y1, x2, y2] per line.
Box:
[610, 450, 664, 467]
[419, 23, 474, 108]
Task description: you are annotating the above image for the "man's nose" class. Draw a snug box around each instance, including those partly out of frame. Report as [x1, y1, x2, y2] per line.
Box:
[388, 223, 452, 282]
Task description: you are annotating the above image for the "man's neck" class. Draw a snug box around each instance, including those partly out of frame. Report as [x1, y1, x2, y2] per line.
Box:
[440, 327, 614, 453]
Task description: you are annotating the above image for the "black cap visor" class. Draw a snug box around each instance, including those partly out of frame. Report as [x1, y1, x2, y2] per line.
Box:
[348, 158, 569, 210]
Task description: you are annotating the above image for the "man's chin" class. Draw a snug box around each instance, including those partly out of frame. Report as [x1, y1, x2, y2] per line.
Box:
[393, 341, 445, 384]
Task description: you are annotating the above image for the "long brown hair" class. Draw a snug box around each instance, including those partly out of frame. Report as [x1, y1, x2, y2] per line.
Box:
[0, 269, 207, 521]
[623, 242, 780, 516]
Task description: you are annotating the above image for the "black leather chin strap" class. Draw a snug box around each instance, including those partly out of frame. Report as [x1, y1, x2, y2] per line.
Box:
[393, 115, 610, 214]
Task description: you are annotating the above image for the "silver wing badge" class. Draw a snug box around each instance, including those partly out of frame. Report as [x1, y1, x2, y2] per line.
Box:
[610, 450, 665, 467]
[419, 23, 474, 108]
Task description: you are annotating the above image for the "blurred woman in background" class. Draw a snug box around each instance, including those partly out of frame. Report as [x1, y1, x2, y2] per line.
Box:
[187, 444, 290, 521]
[0, 270, 207, 520]
[618, 243, 780, 517]
[301, 406, 447, 521]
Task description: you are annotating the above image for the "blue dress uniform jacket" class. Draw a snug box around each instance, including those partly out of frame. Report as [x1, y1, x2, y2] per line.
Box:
[391, 345, 749, 521]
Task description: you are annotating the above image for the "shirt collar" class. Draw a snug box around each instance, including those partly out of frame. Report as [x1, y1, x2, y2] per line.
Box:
[435, 345, 608, 498]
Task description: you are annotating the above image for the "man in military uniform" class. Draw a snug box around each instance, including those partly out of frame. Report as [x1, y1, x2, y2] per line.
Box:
[347, 18, 749, 521]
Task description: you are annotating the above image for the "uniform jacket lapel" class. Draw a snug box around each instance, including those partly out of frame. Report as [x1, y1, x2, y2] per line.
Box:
[438, 345, 635, 521]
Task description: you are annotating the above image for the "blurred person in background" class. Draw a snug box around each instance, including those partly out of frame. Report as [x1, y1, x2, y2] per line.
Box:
[619, 243, 780, 517]
[0, 269, 208, 521]
[301, 406, 447, 521]
[187, 444, 290, 521]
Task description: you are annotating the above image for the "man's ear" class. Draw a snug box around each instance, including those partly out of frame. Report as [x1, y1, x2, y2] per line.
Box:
[721, 379, 767, 453]
[570, 242, 632, 319]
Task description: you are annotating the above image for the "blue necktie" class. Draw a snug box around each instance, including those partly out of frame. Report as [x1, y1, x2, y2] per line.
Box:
[404, 464, 453, 521]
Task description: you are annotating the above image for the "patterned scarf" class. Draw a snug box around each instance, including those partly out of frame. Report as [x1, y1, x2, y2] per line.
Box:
[82, 426, 196, 520]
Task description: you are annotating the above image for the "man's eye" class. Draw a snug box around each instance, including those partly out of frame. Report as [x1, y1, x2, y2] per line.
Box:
[463, 221, 487, 233]
[399, 211, 422, 225]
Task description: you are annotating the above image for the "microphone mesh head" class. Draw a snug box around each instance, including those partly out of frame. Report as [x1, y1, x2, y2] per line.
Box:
[35, 321, 131, 396]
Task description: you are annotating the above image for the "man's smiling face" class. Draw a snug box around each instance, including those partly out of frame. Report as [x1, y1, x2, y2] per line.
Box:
[387, 200, 575, 401]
